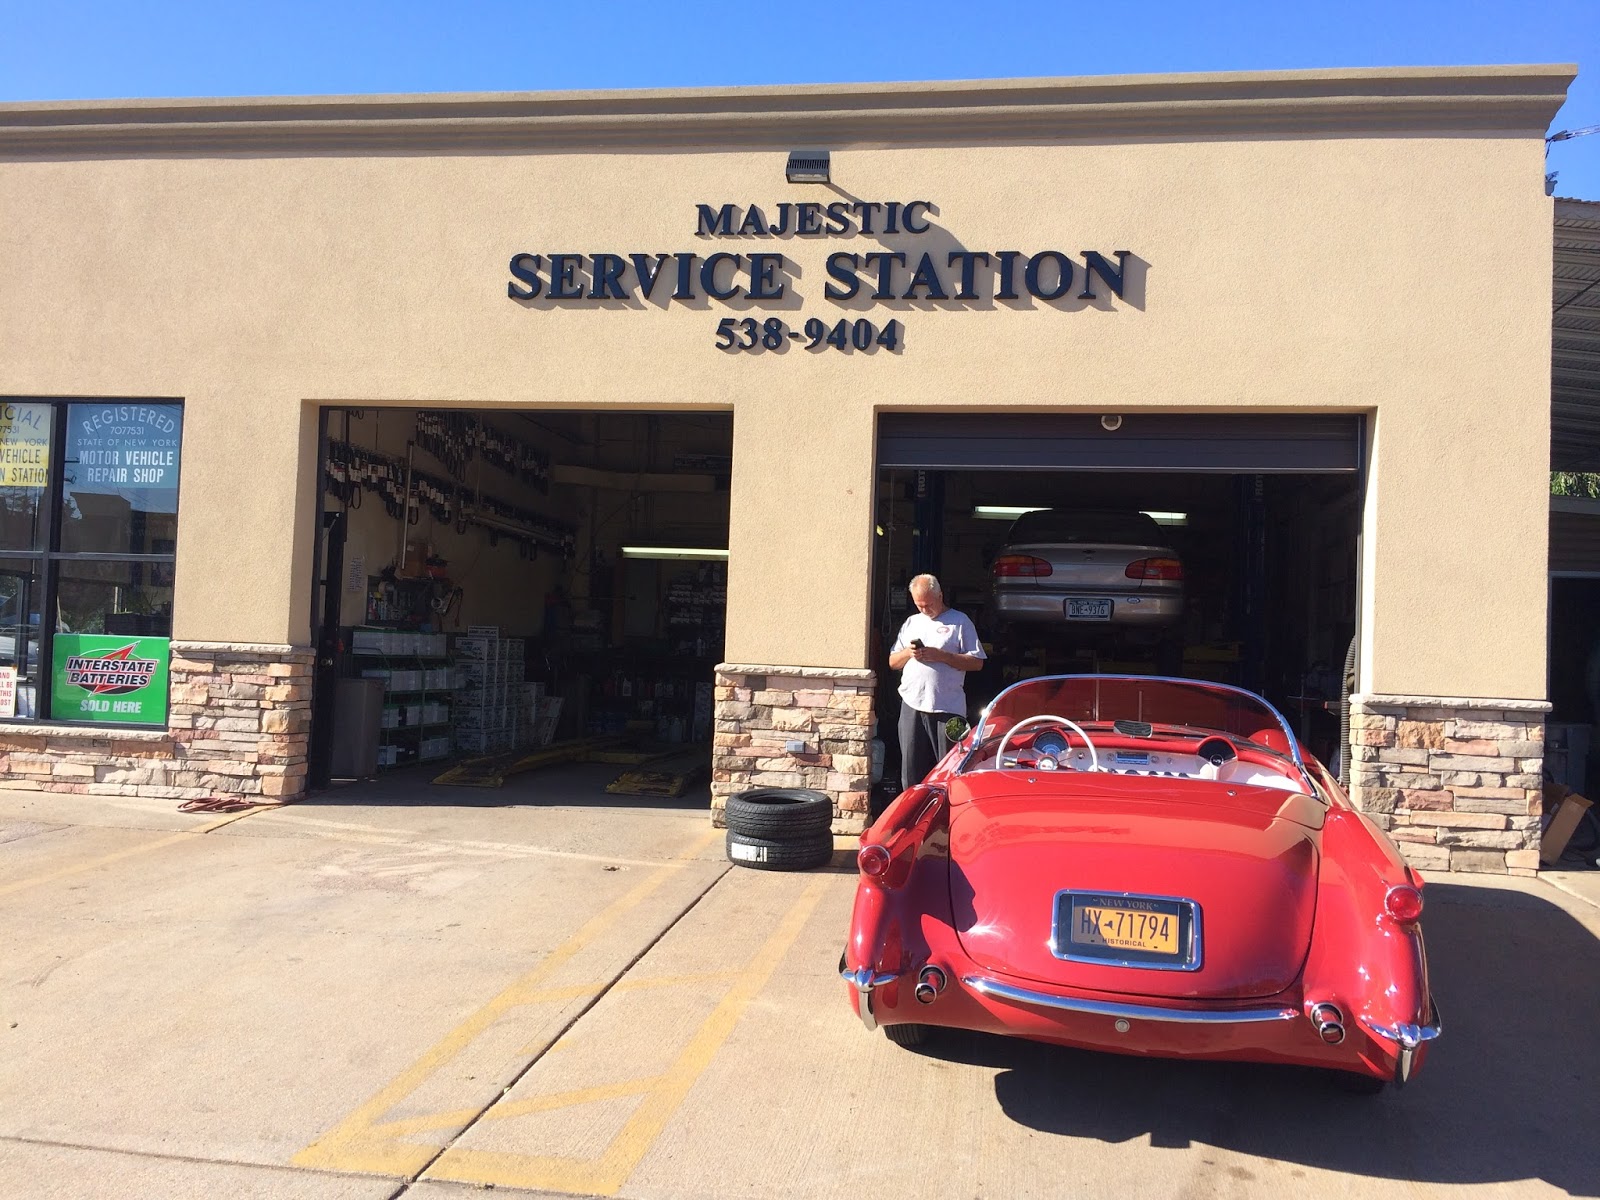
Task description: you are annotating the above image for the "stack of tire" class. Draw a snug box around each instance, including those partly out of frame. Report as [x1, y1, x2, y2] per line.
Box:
[724, 787, 835, 870]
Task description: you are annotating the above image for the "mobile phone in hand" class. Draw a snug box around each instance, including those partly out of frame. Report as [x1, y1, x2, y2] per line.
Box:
[911, 638, 925, 649]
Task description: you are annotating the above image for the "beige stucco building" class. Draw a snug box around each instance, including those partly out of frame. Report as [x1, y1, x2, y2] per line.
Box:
[0, 65, 1576, 873]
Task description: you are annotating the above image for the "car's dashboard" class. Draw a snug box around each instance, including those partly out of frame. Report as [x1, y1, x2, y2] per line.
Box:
[982, 728, 1309, 794]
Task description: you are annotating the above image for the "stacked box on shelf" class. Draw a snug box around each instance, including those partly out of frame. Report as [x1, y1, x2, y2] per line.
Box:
[664, 565, 728, 660]
[453, 627, 521, 752]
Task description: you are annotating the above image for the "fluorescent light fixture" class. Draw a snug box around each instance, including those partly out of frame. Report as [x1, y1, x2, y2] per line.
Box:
[1141, 511, 1189, 526]
[973, 505, 1046, 520]
[620, 546, 729, 560]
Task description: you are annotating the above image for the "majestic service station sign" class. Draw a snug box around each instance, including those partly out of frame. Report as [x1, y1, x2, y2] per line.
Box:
[508, 201, 1132, 354]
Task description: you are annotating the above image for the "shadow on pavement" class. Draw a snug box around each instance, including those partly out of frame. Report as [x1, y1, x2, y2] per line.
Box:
[919, 882, 1600, 1195]
[300, 761, 712, 813]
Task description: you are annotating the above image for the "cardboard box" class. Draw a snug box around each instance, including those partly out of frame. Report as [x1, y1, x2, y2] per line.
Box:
[454, 637, 492, 661]
[1541, 783, 1594, 865]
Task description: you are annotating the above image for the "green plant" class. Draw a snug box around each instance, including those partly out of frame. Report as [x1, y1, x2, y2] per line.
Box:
[1552, 471, 1600, 499]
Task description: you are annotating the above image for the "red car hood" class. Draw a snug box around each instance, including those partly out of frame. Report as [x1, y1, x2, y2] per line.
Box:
[948, 777, 1322, 1001]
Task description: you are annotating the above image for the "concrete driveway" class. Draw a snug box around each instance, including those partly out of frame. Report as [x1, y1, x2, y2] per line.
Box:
[1, 782, 1597, 1200]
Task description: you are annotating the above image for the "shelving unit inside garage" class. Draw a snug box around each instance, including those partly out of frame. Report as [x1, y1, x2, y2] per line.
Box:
[352, 629, 458, 768]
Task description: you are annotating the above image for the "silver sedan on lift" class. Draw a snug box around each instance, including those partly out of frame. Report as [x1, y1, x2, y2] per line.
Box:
[989, 509, 1185, 659]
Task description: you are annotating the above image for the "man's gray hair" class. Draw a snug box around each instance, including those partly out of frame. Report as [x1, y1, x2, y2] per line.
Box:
[908, 573, 943, 597]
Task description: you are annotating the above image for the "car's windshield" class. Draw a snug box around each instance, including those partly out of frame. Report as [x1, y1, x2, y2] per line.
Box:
[1005, 510, 1165, 545]
[959, 674, 1308, 783]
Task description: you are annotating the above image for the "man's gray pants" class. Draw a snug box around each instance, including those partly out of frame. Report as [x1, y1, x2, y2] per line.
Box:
[899, 699, 961, 791]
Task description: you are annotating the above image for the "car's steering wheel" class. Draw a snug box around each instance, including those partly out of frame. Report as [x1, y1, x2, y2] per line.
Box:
[997, 714, 1100, 772]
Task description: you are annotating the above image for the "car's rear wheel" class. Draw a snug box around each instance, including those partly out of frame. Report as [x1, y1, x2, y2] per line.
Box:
[884, 1023, 930, 1047]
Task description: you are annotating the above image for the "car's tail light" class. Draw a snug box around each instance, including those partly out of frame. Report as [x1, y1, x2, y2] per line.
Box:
[1126, 557, 1183, 580]
[993, 555, 1052, 578]
[1385, 884, 1424, 923]
[858, 844, 892, 878]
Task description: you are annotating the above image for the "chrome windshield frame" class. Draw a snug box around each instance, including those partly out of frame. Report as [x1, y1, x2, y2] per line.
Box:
[956, 674, 1308, 777]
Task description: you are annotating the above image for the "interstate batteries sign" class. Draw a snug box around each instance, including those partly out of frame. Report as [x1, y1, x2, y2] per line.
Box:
[507, 200, 1133, 356]
[51, 635, 170, 724]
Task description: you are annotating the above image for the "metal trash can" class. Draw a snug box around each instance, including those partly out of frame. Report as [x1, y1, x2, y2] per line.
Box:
[330, 677, 384, 778]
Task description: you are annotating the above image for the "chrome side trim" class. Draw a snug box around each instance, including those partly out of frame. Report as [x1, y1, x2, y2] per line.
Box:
[965, 975, 1300, 1025]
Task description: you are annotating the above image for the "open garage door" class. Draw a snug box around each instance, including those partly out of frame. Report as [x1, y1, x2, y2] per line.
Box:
[870, 413, 1365, 798]
[877, 413, 1364, 474]
[308, 409, 731, 806]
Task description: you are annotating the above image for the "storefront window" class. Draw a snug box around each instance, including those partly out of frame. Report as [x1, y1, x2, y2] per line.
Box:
[0, 402, 52, 551]
[0, 398, 181, 726]
[56, 559, 175, 638]
[61, 403, 182, 555]
[0, 557, 42, 718]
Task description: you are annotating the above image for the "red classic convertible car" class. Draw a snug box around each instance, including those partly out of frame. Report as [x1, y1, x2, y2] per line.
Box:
[842, 674, 1439, 1092]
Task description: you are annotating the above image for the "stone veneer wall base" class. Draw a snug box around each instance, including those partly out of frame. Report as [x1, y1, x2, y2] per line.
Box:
[1348, 693, 1548, 877]
[0, 641, 313, 803]
[713, 663, 877, 835]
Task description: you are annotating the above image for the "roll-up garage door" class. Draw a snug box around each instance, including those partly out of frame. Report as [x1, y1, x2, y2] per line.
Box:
[876, 413, 1364, 473]
[1550, 505, 1600, 574]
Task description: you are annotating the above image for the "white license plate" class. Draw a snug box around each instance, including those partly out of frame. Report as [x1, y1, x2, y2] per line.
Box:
[1066, 598, 1113, 620]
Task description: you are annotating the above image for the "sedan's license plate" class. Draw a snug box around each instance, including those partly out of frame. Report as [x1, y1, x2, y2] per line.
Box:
[1066, 598, 1114, 620]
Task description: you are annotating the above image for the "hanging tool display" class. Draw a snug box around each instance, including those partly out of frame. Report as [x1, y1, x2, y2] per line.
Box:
[323, 441, 361, 508]
[413, 412, 475, 479]
[326, 442, 406, 517]
[412, 411, 551, 493]
[324, 438, 575, 557]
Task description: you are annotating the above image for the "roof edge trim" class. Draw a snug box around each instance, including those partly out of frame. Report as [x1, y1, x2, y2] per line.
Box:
[0, 65, 1576, 156]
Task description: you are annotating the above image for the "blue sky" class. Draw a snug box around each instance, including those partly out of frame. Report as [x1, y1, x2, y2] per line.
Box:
[4, 0, 1598, 196]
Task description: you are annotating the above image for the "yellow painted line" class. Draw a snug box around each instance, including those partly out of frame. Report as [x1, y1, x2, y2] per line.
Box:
[427, 874, 829, 1196]
[292, 827, 721, 1179]
[511, 970, 745, 1052]
[370, 1076, 664, 1139]
[0, 806, 267, 899]
[609, 969, 742, 994]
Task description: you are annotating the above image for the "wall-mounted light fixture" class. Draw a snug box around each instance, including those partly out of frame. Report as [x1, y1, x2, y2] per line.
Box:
[971, 506, 1188, 527]
[973, 505, 1047, 520]
[786, 150, 830, 184]
[620, 546, 730, 561]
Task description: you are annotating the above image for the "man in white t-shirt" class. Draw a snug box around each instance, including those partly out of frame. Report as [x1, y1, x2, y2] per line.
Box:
[888, 574, 986, 790]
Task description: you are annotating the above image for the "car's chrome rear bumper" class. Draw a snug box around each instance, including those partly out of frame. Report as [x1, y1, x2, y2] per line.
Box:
[1360, 1001, 1443, 1086]
[840, 961, 897, 1032]
[993, 591, 1182, 626]
[964, 975, 1299, 1025]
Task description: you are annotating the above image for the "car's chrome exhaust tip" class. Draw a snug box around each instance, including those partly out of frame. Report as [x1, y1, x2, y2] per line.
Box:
[915, 966, 947, 1005]
[1310, 1002, 1345, 1044]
